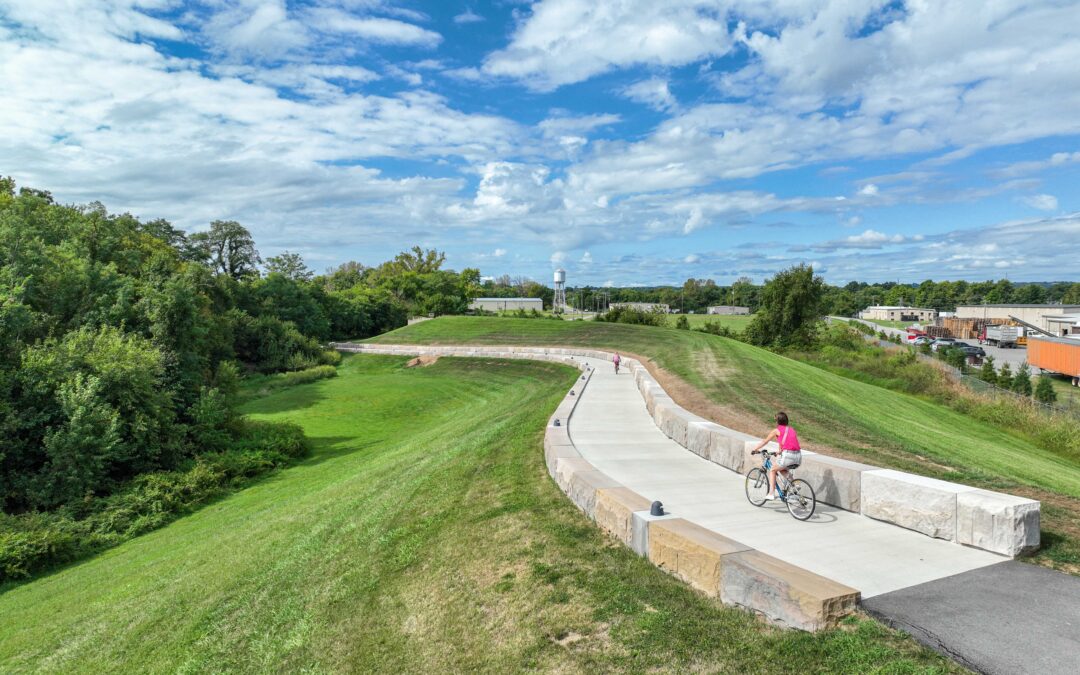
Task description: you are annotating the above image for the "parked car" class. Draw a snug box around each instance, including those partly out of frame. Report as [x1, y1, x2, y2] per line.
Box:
[930, 338, 957, 352]
[912, 336, 932, 346]
[956, 344, 986, 357]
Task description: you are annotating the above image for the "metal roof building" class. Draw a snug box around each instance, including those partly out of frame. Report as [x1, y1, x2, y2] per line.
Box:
[469, 297, 544, 312]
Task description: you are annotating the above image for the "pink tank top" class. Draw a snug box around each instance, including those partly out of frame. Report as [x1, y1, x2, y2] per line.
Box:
[777, 425, 801, 451]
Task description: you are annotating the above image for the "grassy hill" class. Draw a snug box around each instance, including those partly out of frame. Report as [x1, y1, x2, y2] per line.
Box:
[0, 354, 953, 672]
[371, 316, 1080, 570]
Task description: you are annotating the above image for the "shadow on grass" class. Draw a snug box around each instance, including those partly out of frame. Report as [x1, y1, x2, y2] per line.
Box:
[239, 381, 331, 416]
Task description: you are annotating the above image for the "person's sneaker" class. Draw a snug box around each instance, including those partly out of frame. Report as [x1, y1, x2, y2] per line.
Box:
[763, 493, 775, 501]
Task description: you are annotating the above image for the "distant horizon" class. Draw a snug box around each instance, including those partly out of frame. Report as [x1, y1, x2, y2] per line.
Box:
[2, 1, 1079, 284]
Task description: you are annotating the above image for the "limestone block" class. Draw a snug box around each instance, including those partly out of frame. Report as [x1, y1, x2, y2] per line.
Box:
[737, 440, 775, 476]
[648, 518, 751, 596]
[956, 490, 1040, 557]
[655, 402, 690, 446]
[594, 488, 653, 547]
[630, 511, 679, 557]
[553, 457, 595, 493]
[708, 433, 757, 473]
[861, 470, 976, 540]
[568, 470, 623, 517]
[547, 425, 571, 447]
[686, 421, 723, 457]
[796, 455, 875, 512]
[543, 441, 581, 477]
[720, 550, 859, 631]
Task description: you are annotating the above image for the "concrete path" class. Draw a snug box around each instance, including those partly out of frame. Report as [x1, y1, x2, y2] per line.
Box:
[569, 362, 1006, 598]
[864, 562, 1080, 674]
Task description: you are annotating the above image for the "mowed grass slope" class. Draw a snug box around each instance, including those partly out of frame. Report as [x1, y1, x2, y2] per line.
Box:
[0, 354, 955, 673]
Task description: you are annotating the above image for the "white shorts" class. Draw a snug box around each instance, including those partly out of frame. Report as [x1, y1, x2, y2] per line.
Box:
[778, 451, 802, 468]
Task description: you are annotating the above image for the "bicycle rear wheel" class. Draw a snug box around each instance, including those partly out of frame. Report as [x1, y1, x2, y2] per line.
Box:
[785, 479, 816, 520]
[744, 468, 768, 506]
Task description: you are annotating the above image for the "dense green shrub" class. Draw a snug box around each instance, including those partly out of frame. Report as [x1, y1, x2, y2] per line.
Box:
[1035, 376, 1058, 404]
[597, 306, 668, 326]
[1012, 363, 1034, 396]
[0, 420, 307, 583]
[675, 315, 690, 330]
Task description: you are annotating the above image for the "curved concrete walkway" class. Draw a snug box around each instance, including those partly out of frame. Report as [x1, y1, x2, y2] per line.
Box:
[569, 360, 1005, 598]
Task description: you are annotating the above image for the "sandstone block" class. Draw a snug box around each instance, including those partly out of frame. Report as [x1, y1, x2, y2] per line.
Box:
[631, 511, 679, 557]
[594, 488, 653, 546]
[861, 470, 976, 540]
[720, 550, 859, 631]
[547, 425, 571, 447]
[543, 439, 581, 478]
[553, 457, 595, 493]
[568, 470, 623, 517]
[796, 455, 875, 512]
[956, 490, 1040, 557]
[648, 518, 751, 596]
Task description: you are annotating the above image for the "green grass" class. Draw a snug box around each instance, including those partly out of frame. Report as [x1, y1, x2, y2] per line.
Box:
[0, 354, 955, 672]
[864, 319, 914, 330]
[681, 313, 754, 331]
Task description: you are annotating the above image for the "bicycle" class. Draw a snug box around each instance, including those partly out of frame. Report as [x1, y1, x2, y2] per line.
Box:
[613, 360, 620, 375]
[744, 450, 816, 520]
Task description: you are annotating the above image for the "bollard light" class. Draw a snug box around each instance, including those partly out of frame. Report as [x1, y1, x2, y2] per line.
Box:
[570, 390, 575, 396]
[553, 418, 561, 426]
[650, 501, 665, 516]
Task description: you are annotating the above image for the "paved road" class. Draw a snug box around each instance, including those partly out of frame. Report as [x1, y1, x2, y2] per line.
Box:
[568, 363, 1004, 598]
[864, 562, 1080, 674]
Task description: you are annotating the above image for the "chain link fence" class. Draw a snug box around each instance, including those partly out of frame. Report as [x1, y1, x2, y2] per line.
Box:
[959, 373, 1080, 420]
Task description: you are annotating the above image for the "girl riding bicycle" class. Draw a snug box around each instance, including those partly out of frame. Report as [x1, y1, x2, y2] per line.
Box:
[750, 412, 802, 500]
[613, 352, 621, 374]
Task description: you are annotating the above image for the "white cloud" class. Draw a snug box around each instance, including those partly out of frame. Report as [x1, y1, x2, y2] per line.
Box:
[620, 77, 677, 111]
[307, 8, 442, 47]
[493, 248, 507, 257]
[580, 251, 593, 264]
[551, 251, 567, 264]
[858, 183, 879, 197]
[1022, 194, 1059, 211]
[453, 9, 485, 25]
[684, 254, 701, 264]
[482, 0, 734, 90]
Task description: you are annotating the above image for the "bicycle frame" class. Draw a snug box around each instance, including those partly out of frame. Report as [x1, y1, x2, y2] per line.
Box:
[760, 454, 794, 499]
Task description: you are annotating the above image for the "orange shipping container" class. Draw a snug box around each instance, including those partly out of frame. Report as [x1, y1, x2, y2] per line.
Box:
[1028, 336, 1080, 377]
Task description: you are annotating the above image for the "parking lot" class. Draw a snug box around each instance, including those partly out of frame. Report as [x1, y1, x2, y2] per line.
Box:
[845, 318, 1032, 369]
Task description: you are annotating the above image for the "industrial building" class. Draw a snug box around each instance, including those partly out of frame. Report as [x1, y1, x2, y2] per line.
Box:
[610, 302, 670, 313]
[1045, 314, 1080, 337]
[707, 305, 750, 315]
[469, 297, 544, 312]
[858, 306, 937, 322]
[954, 304, 1080, 334]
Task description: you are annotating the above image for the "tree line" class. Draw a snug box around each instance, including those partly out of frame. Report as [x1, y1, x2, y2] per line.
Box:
[519, 276, 1080, 315]
[0, 179, 478, 517]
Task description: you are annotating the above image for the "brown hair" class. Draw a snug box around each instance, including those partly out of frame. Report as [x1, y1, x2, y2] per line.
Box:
[776, 411, 789, 426]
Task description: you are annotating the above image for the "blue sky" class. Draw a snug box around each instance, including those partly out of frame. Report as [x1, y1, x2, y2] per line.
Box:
[2, 1, 1079, 286]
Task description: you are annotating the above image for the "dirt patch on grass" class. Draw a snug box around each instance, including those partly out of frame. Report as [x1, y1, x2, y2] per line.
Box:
[621, 350, 769, 437]
[405, 355, 440, 368]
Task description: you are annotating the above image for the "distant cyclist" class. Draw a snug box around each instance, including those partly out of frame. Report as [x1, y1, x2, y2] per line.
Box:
[750, 412, 802, 500]
[613, 351, 621, 374]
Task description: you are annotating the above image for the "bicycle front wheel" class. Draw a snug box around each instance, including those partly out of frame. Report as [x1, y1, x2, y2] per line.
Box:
[785, 479, 816, 521]
[745, 468, 768, 506]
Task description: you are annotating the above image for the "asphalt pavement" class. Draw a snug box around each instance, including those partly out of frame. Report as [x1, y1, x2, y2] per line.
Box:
[864, 561, 1080, 674]
[839, 317, 1032, 369]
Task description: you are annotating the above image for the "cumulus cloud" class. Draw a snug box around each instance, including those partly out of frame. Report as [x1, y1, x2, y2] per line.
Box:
[620, 77, 677, 111]
[482, 0, 734, 90]
[493, 248, 507, 257]
[307, 9, 442, 47]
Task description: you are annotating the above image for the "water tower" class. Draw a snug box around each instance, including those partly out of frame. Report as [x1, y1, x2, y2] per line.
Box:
[553, 268, 567, 312]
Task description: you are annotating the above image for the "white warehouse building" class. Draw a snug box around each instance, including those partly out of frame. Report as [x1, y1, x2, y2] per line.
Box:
[707, 305, 750, 315]
[469, 297, 544, 312]
[859, 305, 937, 322]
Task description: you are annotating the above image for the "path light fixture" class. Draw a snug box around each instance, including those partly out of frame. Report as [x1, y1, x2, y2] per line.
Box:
[570, 390, 575, 396]
[650, 501, 665, 516]
[553, 418, 561, 426]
